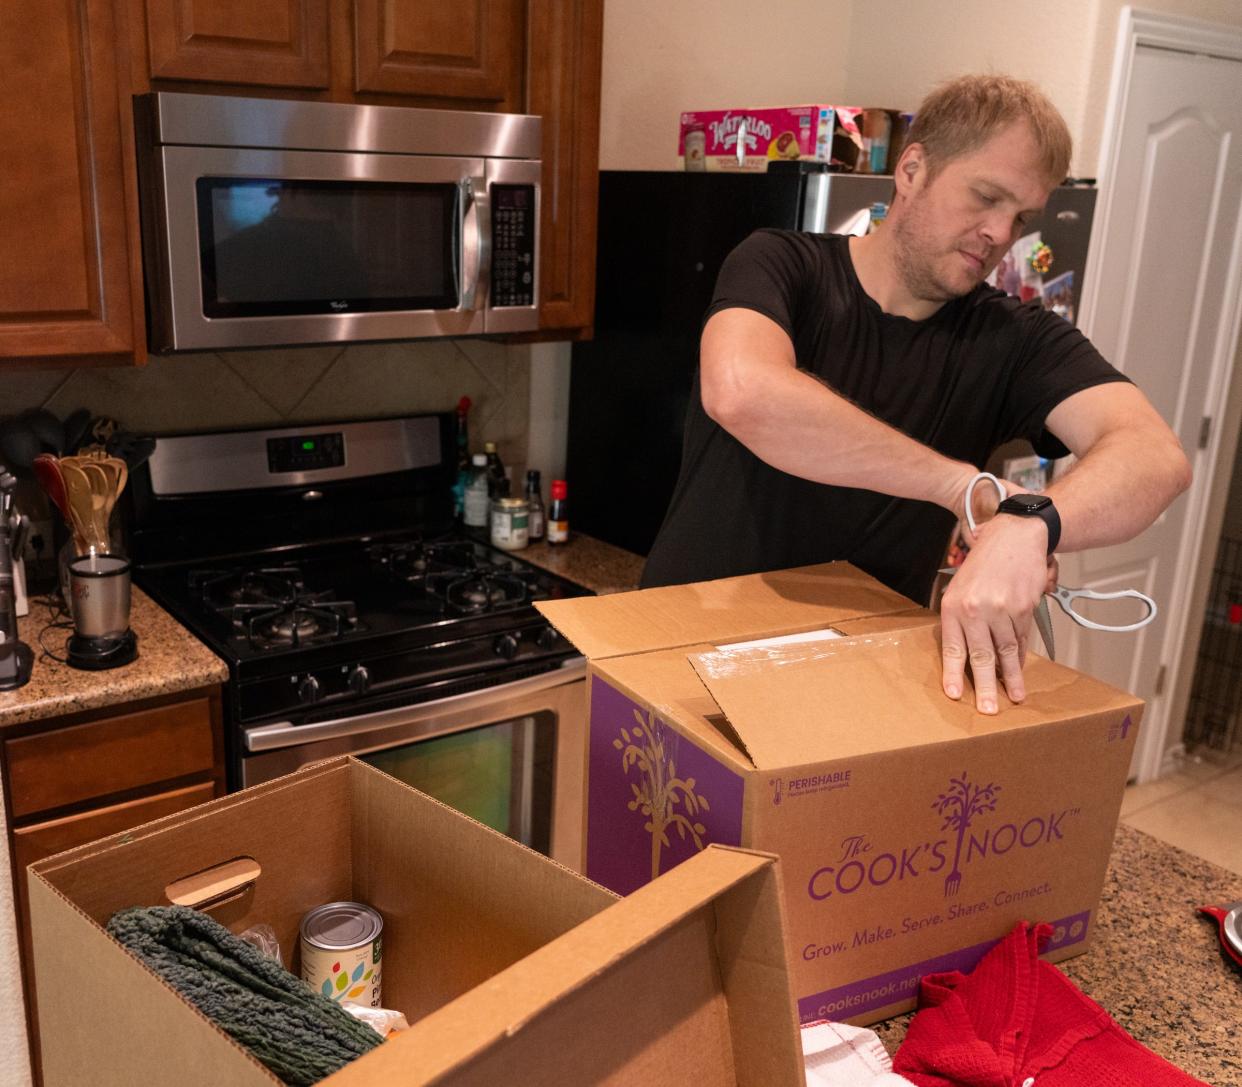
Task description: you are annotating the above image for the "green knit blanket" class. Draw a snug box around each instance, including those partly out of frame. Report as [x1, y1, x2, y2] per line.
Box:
[107, 906, 382, 1085]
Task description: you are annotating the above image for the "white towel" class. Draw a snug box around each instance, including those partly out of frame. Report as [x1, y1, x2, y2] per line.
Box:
[802, 1020, 917, 1087]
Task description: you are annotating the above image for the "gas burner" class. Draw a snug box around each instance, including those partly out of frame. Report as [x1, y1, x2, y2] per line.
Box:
[443, 572, 530, 615]
[367, 540, 480, 585]
[231, 595, 358, 650]
[192, 566, 306, 612]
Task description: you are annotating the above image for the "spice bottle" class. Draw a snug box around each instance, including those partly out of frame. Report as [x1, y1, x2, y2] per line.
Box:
[463, 453, 490, 528]
[483, 441, 507, 498]
[546, 479, 569, 545]
[525, 469, 545, 541]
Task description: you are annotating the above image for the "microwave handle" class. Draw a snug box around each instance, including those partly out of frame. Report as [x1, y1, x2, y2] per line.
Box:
[460, 176, 490, 312]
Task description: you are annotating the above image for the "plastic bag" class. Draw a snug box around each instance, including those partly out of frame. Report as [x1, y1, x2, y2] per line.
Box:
[340, 1000, 409, 1039]
[237, 924, 283, 966]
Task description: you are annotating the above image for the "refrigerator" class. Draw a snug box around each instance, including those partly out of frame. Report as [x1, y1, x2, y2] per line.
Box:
[567, 165, 1096, 557]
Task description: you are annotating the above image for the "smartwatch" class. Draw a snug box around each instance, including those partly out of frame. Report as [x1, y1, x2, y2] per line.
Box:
[996, 494, 1061, 555]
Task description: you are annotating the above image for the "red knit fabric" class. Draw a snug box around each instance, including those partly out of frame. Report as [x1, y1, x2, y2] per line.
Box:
[892, 922, 1208, 1086]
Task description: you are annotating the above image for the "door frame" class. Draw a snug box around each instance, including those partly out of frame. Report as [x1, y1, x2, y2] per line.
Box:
[1078, 7, 1242, 780]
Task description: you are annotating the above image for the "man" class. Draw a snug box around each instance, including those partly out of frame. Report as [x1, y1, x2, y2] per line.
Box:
[641, 74, 1191, 715]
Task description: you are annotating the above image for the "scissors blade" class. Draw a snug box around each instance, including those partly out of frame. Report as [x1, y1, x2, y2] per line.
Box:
[1034, 596, 1055, 661]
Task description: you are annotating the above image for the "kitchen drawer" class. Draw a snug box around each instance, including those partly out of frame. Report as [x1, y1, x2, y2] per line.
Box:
[11, 781, 217, 874]
[5, 698, 216, 819]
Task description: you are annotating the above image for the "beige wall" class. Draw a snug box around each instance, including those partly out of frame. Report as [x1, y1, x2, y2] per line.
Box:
[601, 0, 1242, 177]
[600, 0, 854, 170]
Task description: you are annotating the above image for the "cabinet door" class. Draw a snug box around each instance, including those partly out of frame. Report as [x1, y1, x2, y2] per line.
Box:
[144, 0, 331, 88]
[528, 0, 603, 335]
[0, 0, 142, 361]
[353, 0, 523, 108]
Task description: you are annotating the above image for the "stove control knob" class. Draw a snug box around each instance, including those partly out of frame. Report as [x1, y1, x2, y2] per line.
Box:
[494, 633, 521, 660]
[297, 674, 322, 704]
[348, 666, 371, 696]
[535, 626, 560, 650]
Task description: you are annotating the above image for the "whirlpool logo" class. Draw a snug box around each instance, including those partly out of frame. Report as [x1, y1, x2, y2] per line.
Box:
[806, 771, 1080, 902]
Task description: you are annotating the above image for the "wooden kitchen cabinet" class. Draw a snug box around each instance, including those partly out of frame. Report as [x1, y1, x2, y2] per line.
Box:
[3, 0, 601, 367]
[143, 0, 331, 89]
[3, 685, 226, 1077]
[0, 0, 145, 364]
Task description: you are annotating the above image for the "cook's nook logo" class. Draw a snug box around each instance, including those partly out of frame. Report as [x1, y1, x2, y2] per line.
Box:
[807, 771, 1080, 902]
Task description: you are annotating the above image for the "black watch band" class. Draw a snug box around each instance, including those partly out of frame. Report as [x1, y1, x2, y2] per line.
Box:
[996, 494, 1061, 555]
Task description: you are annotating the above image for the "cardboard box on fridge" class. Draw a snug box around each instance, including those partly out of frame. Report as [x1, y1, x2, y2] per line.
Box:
[30, 756, 805, 1086]
[679, 106, 864, 172]
[537, 562, 1143, 1026]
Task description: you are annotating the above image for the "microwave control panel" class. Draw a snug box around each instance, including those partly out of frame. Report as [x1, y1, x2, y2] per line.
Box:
[491, 184, 535, 308]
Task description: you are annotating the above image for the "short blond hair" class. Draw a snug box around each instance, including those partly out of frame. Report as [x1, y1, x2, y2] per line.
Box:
[904, 74, 1072, 184]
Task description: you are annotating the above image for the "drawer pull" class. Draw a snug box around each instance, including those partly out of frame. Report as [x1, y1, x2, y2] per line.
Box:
[165, 856, 261, 910]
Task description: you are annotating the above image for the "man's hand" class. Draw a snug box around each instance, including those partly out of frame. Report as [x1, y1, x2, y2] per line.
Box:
[939, 513, 1051, 714]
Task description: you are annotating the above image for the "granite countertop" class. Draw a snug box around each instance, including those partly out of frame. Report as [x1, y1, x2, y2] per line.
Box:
[520, 534, 646, 596]
[873, 824, 1242, 1084]
[0, 587, 228, 730]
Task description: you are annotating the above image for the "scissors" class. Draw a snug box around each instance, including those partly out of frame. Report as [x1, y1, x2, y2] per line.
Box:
[938, 472, 1157, 661]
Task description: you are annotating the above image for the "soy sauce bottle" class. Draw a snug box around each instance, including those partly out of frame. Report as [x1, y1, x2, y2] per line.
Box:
[546, 479, 569, 545]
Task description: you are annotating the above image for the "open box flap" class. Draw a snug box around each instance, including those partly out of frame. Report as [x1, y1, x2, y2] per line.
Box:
[323, 845, 802, 1086]
[536, 562, 914, 660]
[687, 623, 1141, 770]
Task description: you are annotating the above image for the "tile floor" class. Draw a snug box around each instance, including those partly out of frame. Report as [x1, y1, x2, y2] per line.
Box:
[1121, 746, 1242, 876]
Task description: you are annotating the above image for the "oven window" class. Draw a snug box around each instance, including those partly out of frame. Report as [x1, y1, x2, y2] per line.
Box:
[195, 178, 459, 317]
[360, 712, 554, 855]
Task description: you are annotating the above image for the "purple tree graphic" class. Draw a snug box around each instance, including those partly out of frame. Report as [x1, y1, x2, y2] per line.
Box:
[932, 771, 1000, 897]
[613, 708, 711, 880]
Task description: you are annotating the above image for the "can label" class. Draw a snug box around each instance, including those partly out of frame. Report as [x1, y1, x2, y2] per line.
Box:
[491, 506, 530, 550]
[302, 933, 382, 1007]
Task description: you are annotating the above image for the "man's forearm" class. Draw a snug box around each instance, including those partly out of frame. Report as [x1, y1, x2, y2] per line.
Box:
[1042, 426, 1191, 552]
[709, 362, 973, 513]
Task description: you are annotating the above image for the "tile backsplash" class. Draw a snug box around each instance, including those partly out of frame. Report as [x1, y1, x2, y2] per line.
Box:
[1, 336, 533, 478]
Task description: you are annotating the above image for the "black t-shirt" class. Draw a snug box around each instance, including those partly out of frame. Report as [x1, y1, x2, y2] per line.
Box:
[641, 229, 1130, 603]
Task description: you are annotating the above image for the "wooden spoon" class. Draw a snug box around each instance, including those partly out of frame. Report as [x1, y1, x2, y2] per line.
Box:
[58, 462, 103, 553]
[80, 462, 111, 548]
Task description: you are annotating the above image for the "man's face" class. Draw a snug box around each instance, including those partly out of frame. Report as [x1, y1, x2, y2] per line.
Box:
[891, 122, 1054, 303]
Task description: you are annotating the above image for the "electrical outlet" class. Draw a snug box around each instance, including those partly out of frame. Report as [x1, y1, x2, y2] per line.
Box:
[22, 518, 52, 563]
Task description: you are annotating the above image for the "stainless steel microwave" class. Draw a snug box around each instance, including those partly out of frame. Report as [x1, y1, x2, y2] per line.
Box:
[134, 92, 541, 352]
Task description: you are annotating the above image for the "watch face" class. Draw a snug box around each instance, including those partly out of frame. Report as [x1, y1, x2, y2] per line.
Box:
[1001, 494, 1052, 514]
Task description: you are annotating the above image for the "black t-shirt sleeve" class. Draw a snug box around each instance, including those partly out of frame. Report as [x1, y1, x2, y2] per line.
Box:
[702, 229, 816, 342]
[1000, 301, 1132, 459]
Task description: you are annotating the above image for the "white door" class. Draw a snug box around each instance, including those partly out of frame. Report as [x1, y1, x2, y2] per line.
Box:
[1056, 38, 1242, 781]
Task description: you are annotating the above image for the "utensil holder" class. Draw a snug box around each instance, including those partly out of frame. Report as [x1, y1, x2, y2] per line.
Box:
[67, 553, 131, 639]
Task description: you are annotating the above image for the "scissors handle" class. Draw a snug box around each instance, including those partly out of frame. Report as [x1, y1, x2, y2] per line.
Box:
[1050, 584, 1158, 632]
[964, 472, 1007, 535]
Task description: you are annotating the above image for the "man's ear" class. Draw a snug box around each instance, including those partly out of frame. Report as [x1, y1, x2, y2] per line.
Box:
[894, 141, 927, 197]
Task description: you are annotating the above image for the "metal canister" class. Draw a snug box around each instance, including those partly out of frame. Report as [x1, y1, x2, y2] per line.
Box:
[490, 496, 530, 551]
[300, 901, 383, 1008]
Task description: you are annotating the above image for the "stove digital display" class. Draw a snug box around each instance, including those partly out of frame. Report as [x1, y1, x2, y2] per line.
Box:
[267, 432, 345, 473]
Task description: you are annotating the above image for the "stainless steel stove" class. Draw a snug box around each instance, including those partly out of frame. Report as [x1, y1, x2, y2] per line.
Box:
[128, 415, 589, 861]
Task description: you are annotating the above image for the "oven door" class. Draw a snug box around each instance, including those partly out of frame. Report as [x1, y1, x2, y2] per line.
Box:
[147, 145, 539, 350]
[241, 661, 587, 869]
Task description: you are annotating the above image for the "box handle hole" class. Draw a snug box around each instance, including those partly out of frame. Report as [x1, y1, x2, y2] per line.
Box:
[165, 856, 261, 911]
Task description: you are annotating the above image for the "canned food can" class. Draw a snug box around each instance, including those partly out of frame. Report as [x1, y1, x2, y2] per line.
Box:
[490, 496, 530, 551]
[300, 901, 383, 1008]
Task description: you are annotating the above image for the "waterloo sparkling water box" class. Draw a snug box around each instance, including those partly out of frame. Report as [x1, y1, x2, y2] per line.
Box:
[678, 105, 864, 171]
[538, 563, 1142, 1026]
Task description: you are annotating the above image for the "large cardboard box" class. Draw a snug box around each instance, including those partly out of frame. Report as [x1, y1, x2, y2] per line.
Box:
[30, 757, 804, 1086]
[538, 562, 1143, 1025]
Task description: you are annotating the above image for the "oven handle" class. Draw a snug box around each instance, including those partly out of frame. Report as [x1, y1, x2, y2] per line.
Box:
[244, 657, 586, 753]
[459, 176, 490, 312]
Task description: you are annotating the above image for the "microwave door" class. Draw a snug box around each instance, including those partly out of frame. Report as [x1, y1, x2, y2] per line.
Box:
[152, 146, 488, 351]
